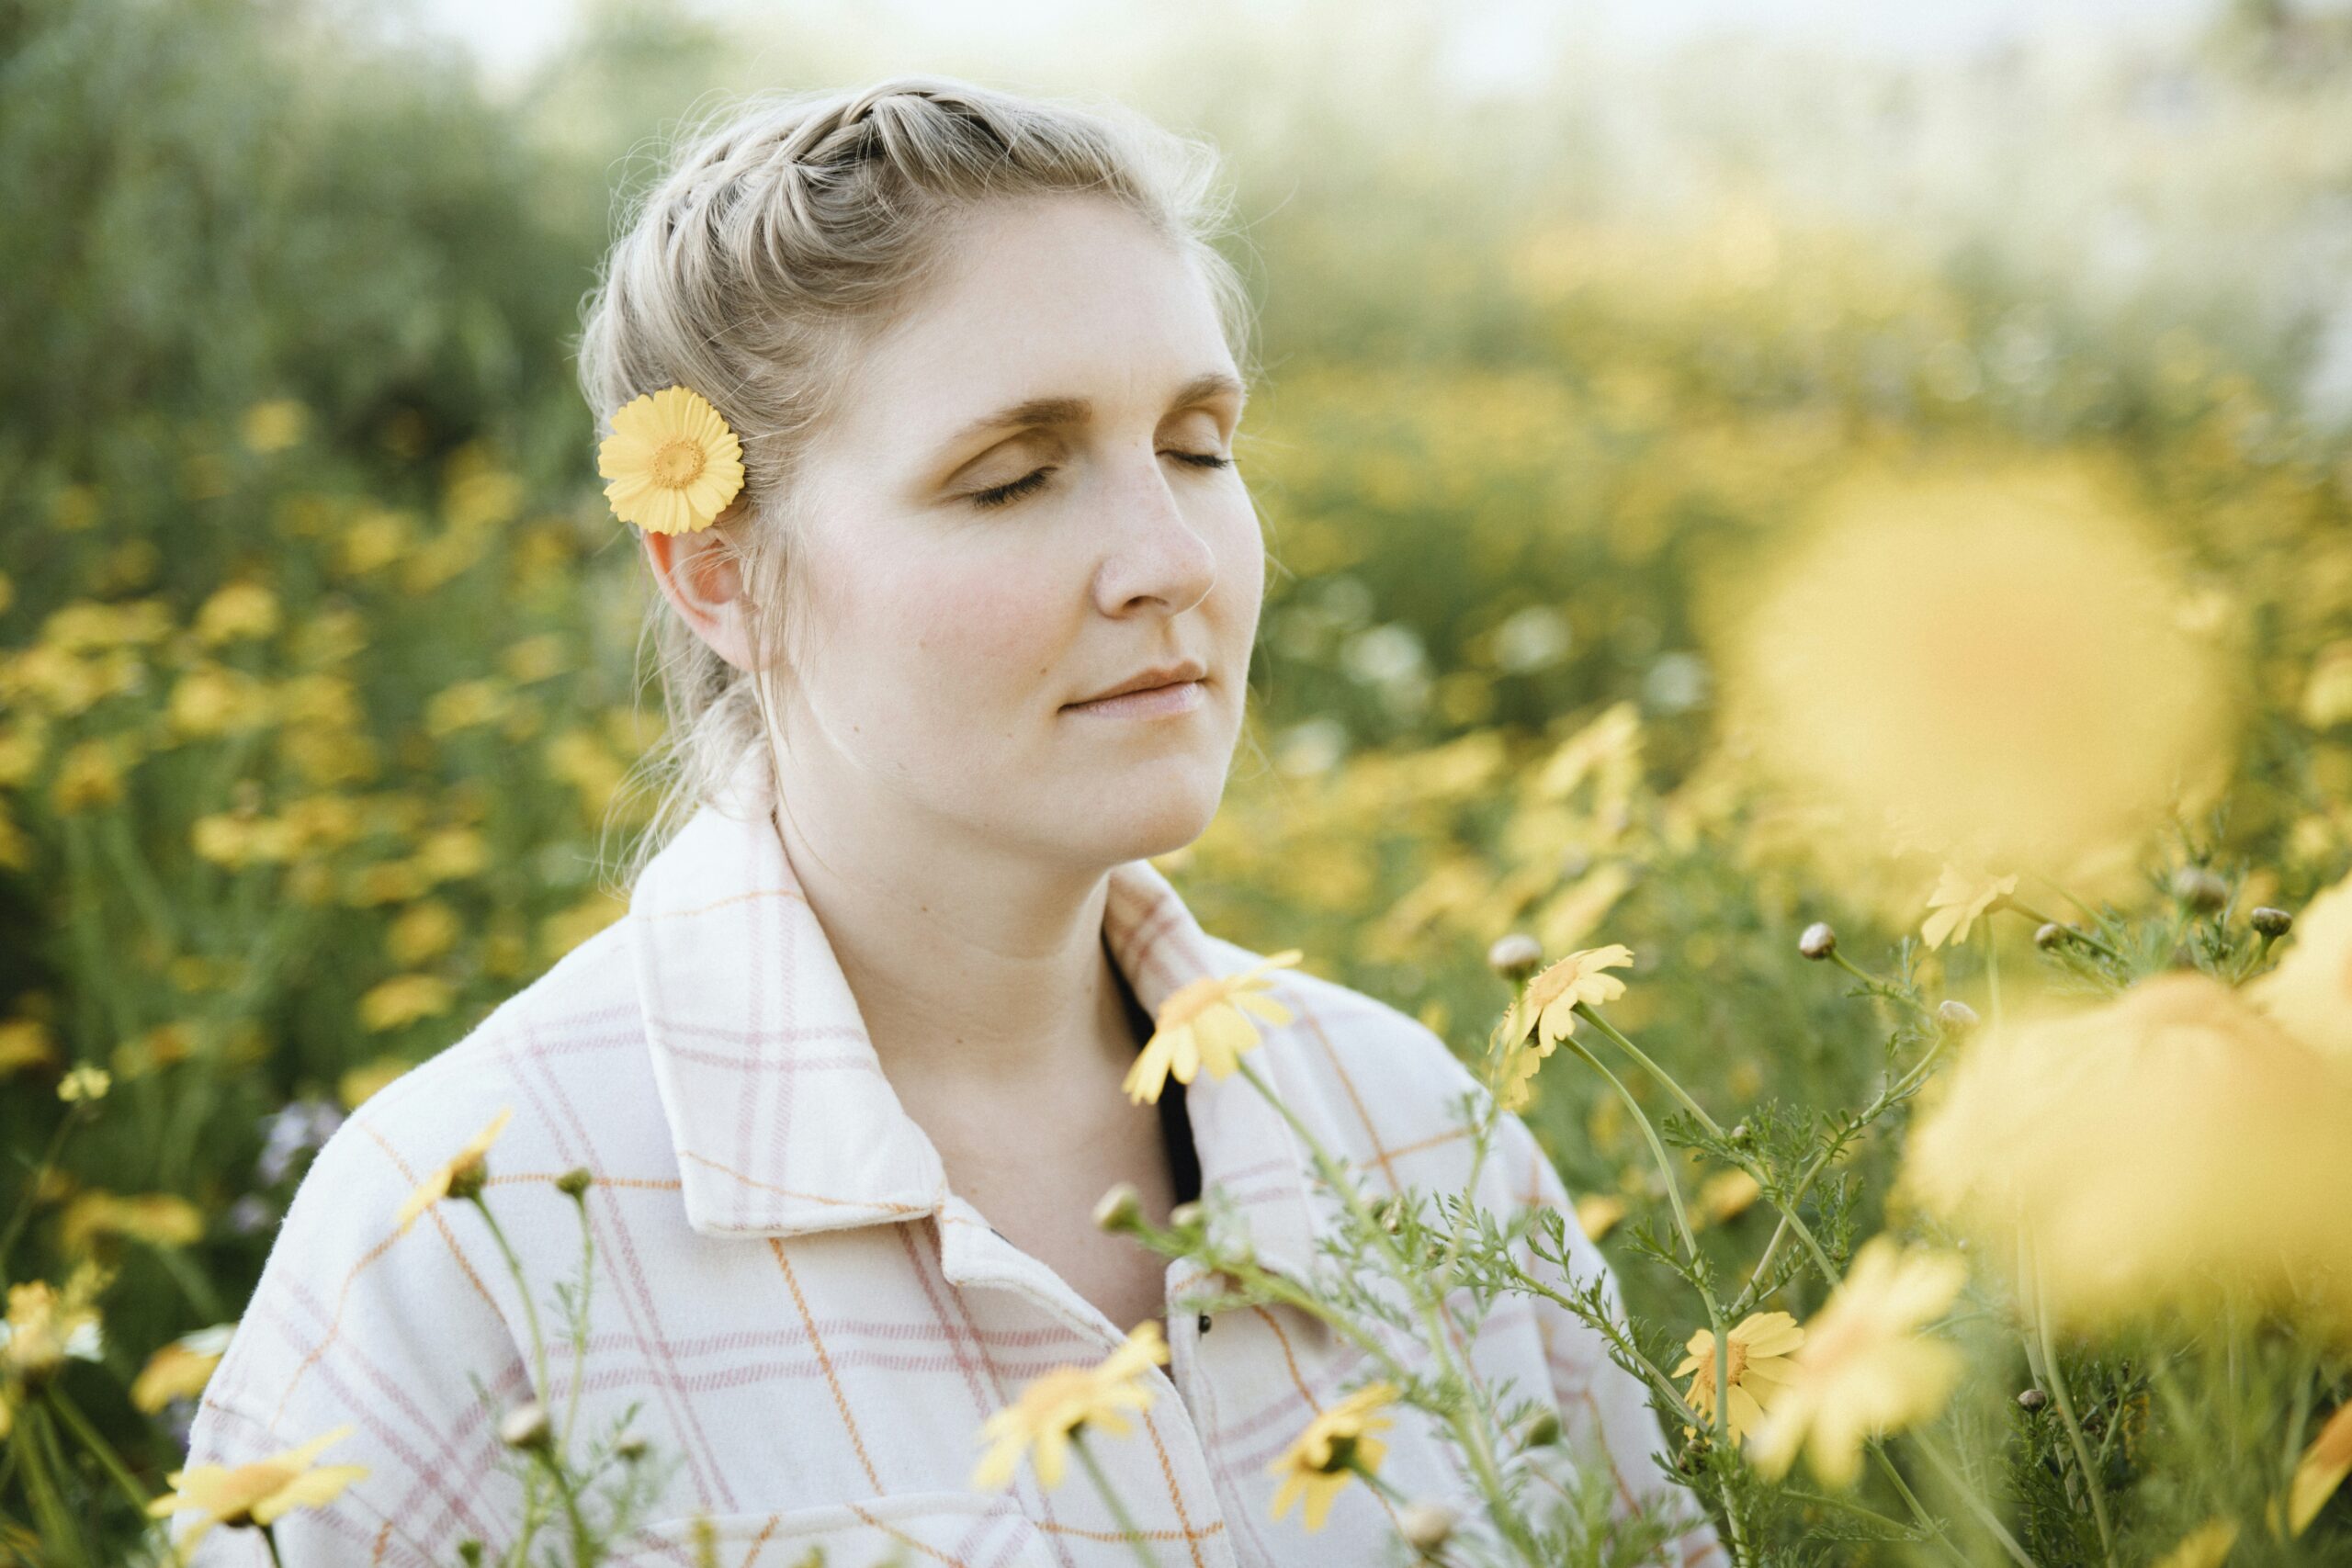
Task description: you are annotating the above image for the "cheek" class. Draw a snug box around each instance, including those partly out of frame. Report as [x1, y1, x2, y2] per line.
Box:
[845, 547, 1065, 705]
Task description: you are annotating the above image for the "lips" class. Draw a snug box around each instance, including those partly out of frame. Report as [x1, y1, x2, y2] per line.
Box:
[1069, 659, 1208, 706]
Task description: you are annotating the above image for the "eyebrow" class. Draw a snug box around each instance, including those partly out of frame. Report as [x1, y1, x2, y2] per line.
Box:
[943, 371, 1247, 447]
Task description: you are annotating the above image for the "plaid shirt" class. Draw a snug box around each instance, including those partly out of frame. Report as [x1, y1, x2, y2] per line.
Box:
[184, 756, 1723, 1567]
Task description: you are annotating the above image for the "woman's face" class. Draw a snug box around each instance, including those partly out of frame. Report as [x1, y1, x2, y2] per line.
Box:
[756, 194, 1261, 868]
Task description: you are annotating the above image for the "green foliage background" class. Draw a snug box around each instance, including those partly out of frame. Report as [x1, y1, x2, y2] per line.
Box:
[5, 0, 2352, 1560]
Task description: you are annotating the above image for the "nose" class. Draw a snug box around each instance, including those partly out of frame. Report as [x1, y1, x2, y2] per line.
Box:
[1091, 449, 1219, 618]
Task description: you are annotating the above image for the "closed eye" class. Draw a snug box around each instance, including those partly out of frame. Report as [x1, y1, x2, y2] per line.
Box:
[966, 451, 1235, 512]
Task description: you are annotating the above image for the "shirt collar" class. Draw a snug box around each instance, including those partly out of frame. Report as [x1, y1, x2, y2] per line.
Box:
[625, 749, 1325, 1284]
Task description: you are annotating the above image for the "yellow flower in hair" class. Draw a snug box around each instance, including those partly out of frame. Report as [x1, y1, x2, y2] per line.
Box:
[597, 386, 745, 536]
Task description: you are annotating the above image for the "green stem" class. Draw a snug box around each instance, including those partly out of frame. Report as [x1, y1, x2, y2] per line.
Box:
[469, 1195, 551, 1406]
[1070, 1428, 1165, 1568]
[1870, 1444, 1968, 1568]
[1912, 1432, 2040, 1568]
[43, 1383, 159, 1530]
[0, 1107, 88, 1273]
[16, 1401, 95, 1568]
[262, 1523, 288, 1568]
[561, 1189, 596, 1461]
[1234, 1059, 1547, 1566]
[1577, 1005, 1840, 1288]
[2025, 1251, 2114, 1567]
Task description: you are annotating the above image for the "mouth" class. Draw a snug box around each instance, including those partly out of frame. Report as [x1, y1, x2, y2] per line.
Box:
[1060, 676, 1210, 719]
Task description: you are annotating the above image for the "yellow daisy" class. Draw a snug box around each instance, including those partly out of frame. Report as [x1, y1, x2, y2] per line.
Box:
[970, 1320, 1169, 1490]
[1748, 1238, 1967, 1487]
[131, 1324, 237, 1414]
[394, 1108, 513, 1235]
[1493, 944, 1634, 1111]
[1502, 943, 1634, 1053]
[1673, 1311, 1804, 1442]
[597, 386, 746, 536]
[1919, 864, 2017, 951]
[1267, 1381, 1398, 1532]
[1122, 950, 1303, 1106]
[148, 1425, 368, 1555]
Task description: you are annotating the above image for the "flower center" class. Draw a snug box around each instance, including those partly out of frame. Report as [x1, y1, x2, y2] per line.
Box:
[650, 438, 707, 489]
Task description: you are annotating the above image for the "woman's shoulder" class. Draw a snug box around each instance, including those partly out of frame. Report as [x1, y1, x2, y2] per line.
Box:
[297, 915, 662, 1226]
[1200, 932, 1501, 1167]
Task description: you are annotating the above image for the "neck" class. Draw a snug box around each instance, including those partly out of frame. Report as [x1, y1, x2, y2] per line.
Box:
[766, 792, 1138, 1098]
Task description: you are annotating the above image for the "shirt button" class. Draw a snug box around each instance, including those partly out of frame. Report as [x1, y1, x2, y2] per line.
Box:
[1197, 1312, 1213, 1334]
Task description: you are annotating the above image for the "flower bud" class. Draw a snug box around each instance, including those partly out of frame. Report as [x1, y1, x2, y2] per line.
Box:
[1399, 1502, 1460, 1553]
[616, 1435, 650, 1462]
[2016, 1387, 2049, 1413]
[1487, 933, 1543, 984]
[1728, 1122, 1753, 1148]
[1797, 922, 1837, 961]
[2032, 921, 2067, 950]
[458, 1543, 485, 1566]
[1091, 1182, 1144, 1234]
[1166, 1201, 1204, 1236]
[2251, 906, 2293, 939]
[2171, 865, 2228, 912]
[555, 1168, 593, 1199]
[1936, 999, 1980, 1032]
[1518, 1410, 1562, 1449]
[498, 1400, 551, 1451]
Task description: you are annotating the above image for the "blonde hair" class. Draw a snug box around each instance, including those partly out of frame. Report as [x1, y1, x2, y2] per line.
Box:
[573, 75, 1259, 890]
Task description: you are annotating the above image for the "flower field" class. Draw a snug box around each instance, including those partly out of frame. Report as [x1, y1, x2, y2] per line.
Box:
[6, 1, 2352, 1562]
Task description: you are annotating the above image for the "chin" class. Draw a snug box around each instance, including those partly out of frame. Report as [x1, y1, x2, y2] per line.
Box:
[1034, 762, 1226, 865]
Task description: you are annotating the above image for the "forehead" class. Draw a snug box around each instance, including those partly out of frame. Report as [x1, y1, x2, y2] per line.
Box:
[832, 196, 1237, 446]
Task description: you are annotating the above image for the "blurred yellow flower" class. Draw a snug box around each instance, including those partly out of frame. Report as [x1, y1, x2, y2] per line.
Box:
[500, 634, 569, 685]
[1747, 1238, 1966, 1486]
[149, 1424, 366, 1554]
[1718, 457, 2232, 875]
[1696, 1168, 1763, 1227]
[415, 827, 489, 883]
[424, 679, 510, 738]
[388, 900, 461, 966]
[2150, 1519, 2237, 1568]
[2290, 1402, 2352, 1536]
[1123, 950, 1301, 1105]
[1266, 1381, 1397, 1532]
[1919, 865, 2017, 951]
[2302, 641, 2352, 729]
[1902, 973, 2352, 1331]
[61, 1191, 204, 1252]
[170, 665, 274, 737]
[194, 582, 281, 646]
[598, 386, 747, 536]
[395, 1108, 513, 1234]
[2, 1274, 106, 1382]
[51, 740, 125, 813]
[971, 1321, 1168, 1490]
[130, 1324, 235, 1414]
[1675, 1311, 1804, 1442]
[58, 1065, 110, 1102]
[1576, 1193, 1627, 1242]
[339, 1055, 411, 1111]
[2249, 871, 2352, 1060]
[359, 975, 455, 1032]
[0, 1019, 57, 1076]
[239, 399, 310, 454]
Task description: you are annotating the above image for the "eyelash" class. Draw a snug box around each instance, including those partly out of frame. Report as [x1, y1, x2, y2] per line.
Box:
[967, 452, 1234, 511]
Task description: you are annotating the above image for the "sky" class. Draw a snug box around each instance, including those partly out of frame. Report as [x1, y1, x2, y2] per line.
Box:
[402, 0, 2236, 93]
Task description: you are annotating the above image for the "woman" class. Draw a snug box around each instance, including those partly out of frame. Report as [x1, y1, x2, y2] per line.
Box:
[180, 77, 1720, 1567]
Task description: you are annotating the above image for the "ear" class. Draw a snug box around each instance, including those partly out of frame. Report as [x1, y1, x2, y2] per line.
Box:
[639, 496, 759, 671]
